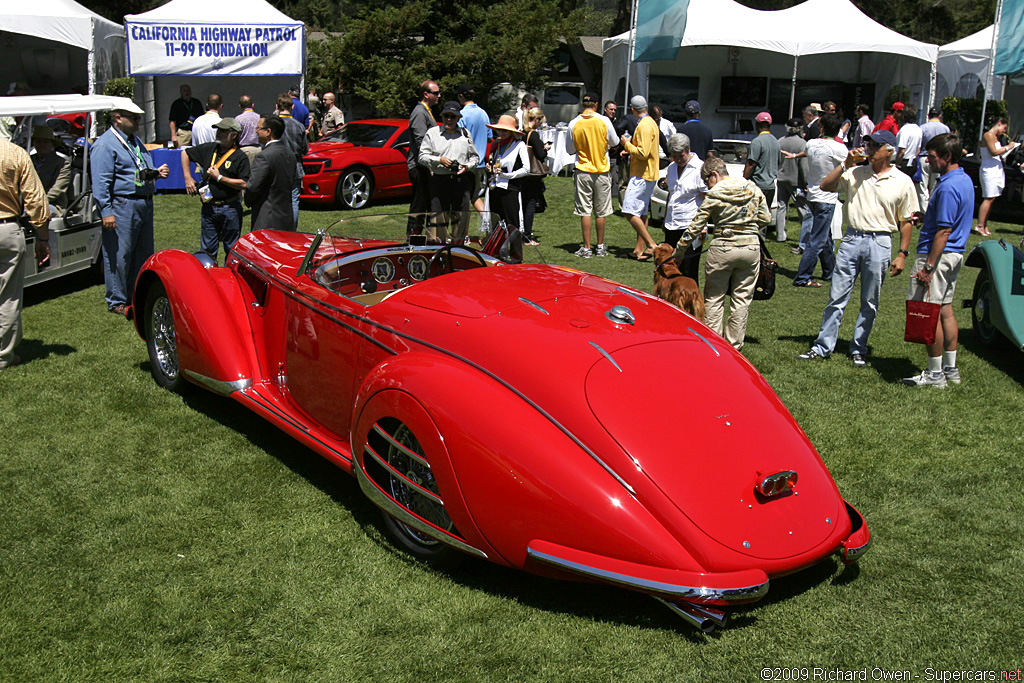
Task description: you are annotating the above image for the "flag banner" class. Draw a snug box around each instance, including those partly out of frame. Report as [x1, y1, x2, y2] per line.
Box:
[126, 22, 304, 76]
[995, 0, 1024, 75]
[633, 0, 689, 62]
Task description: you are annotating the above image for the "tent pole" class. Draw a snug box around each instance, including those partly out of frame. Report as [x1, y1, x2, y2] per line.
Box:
[789, 55, 799, 120]
[624, 0, 639, 104]
[980, 0, 1004, 150]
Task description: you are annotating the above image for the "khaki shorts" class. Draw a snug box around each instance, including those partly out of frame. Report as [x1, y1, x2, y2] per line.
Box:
[573, 170, 613, 218]
[906, 252, 963, 305]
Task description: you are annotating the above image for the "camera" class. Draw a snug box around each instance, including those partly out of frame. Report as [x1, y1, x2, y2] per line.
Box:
[139, 167, 161, 182]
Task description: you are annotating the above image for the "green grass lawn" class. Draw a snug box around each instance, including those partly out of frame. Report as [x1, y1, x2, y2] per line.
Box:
[2, 180, 1022, 681]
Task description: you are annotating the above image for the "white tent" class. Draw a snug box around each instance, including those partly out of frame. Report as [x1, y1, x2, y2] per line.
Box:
[124, 0, 305, 144]
[936, 26, 1004, 101]
[0, 0, 125, 96]
[602, 0, 938, 136]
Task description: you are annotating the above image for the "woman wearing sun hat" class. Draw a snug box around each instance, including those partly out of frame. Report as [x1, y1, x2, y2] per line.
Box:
[485, 114, 530, 235]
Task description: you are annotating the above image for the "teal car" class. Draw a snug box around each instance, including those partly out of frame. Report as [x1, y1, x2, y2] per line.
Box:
[965, 238, 1024, 351]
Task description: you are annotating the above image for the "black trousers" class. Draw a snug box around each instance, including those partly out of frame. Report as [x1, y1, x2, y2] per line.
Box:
[407, 163, 430, 234]
[429, 173, 472, 241]
[490, 186, 521, 230]
[521, 176, 545, 239]
[662, 227, 703, 284]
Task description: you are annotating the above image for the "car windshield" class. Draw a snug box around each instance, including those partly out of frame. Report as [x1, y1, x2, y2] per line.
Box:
[712, 140, 750, 164]
[318, 123, 398, 147]
[297, 212, 545, 305]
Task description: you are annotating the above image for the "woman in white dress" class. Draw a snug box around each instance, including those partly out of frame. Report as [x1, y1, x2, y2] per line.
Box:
[976, 117, 1018, 237]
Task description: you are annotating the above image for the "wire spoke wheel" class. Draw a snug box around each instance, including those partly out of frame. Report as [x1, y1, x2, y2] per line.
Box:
[384, 424, 452, 547]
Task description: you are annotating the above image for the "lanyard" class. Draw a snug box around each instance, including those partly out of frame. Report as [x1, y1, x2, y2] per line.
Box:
[210, 147, 235, 170]
[110, 128, 146, 172]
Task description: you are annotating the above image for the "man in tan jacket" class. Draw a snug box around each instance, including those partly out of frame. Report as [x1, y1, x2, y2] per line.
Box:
[619, 96, 660, 261]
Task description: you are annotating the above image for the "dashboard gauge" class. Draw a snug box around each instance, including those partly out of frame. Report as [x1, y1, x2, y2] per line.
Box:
[408, 255, 430, 281]
[371, 257, 395, 283]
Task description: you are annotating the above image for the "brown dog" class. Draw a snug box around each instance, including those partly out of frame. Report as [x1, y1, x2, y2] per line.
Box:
[652, 243, 705, 321]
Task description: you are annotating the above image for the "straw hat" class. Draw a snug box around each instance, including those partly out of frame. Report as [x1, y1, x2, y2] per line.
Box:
[487, 114, 522, 135]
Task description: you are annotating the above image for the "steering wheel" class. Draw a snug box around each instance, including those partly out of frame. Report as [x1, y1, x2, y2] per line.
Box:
[426, 244, 487, 279]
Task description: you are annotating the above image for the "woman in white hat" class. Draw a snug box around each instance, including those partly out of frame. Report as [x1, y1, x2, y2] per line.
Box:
[485, 114, 530, 236]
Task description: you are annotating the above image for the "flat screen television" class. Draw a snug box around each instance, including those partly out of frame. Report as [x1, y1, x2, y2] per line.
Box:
[720, 76, 767, 109]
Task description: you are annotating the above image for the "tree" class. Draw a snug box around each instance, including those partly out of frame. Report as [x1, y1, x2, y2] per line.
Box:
[309, 0, 590, 116]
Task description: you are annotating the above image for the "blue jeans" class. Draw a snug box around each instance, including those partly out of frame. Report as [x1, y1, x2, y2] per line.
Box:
[811, 230, 891, 357]
[777, 181, 812, 245]
[291, 179, 302, 229]
[200, 201, 243, 261]
[102, 196, 154, 309]
[793, 202, 836, 285]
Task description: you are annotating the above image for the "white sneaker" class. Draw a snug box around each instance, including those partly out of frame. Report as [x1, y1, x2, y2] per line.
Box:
[595, 244, 608, 257]
[943, 366, 961, 384]
[902, 370, 947, 388]
[574, 246, 593, 259]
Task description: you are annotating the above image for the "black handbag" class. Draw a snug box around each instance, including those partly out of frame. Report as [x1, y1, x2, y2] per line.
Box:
[754, 236, 779, 301]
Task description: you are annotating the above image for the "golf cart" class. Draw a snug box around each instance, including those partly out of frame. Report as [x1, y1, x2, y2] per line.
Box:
[0, 94, 141, 287]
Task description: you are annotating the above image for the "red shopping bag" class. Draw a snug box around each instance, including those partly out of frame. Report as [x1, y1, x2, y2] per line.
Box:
[904, 299, 941, 344]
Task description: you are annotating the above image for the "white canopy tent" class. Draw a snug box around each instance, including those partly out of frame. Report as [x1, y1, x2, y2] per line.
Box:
[936, 26, 1004, 101]
[0, 0, 125, 96]
[602, 0, 938, 137]
[125, 0, 305, 144]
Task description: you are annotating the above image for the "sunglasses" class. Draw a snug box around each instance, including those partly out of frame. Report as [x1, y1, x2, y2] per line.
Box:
[427, 90, 440, 95]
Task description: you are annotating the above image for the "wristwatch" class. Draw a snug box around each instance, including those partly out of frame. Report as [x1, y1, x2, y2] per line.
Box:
[923, 263, 935, 274]
[898, 249, 909, 257]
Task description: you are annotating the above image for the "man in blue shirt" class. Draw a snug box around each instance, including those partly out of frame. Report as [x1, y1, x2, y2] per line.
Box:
[91, 102, 169, 316]
[289, 85, 311, 133]
[902, 133, 974, 388]
[457, 84, 492, 217]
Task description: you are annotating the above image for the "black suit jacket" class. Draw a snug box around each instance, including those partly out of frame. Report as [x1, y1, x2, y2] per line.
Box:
[245, 141, 296, 231]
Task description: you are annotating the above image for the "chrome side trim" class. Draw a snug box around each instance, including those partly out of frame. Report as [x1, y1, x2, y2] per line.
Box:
[616, 286, 649, 304]
[183, 370, 252, 395]
[363, 443, 443, 506]
[527, 546, 769, 602]
[232, 252, 636, 497]
[372, 423, 430, 469]
[688, 328, 720, 357]
[518, 297, 549, 315]
[588, 341, 622, 372]
[354, 456, 488, 559]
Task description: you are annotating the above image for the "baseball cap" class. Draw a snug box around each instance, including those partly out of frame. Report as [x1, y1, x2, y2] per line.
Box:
[440, 101, 461, 116]
[684, 100, 700, 114]
[582, 91, 599, 104]
[456, 83, 475, 97]
[214, 117, 242, 133]
[629, 95, 647, 109]
[786, 117, 804, 128]
[863, 130, 897, 148]
[809, 102, 823, 113]
[891, 102, 905, 111]
[755, 112, 772, 124]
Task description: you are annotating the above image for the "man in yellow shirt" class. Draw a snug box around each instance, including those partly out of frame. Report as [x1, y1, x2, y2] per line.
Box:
[566, 93, 619, 258]
[619, 96, 660, 261]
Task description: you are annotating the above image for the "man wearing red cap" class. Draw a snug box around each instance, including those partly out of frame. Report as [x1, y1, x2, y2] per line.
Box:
[873, 102, 903, 136]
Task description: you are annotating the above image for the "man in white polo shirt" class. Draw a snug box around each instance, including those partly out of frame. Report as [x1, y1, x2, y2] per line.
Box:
[799, 130, 918, 367]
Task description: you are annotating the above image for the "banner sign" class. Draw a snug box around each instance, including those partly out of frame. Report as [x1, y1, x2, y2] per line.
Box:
[126, 22, 304, 76]
[634, 0, 689, 62]
[996, 0, 1024, 76]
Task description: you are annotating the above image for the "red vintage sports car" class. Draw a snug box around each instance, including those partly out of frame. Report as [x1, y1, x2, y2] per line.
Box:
[300, 119, 412, 210]
[129, 214, 870, 633]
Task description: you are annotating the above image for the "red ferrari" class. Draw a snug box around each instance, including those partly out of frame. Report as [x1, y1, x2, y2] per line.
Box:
[300, 119, 412, 210]
[129, 214, 870, 633]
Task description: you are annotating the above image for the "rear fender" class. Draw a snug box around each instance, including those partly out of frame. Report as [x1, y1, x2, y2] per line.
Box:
[965, 240, 1024, 349]
[352, 353, 707, 575]
[133, 250, 254, 391]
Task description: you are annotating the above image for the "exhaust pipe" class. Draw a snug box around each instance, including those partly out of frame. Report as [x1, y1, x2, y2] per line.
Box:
[654, 598, 727, 633]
